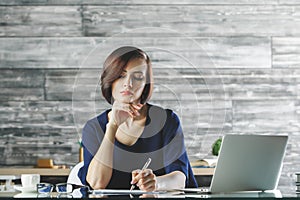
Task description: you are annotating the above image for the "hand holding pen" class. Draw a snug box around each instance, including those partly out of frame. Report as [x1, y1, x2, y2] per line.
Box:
[130, 158, 156, 192]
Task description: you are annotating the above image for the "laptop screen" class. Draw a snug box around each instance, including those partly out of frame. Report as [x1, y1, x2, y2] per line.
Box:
[210, 134, 288, 193]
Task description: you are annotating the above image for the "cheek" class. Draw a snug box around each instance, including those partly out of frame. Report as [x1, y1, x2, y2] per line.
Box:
[111, 82, 121, 96]
[134, 83, 146, 93]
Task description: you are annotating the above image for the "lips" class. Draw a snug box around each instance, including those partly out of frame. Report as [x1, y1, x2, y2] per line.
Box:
[120, 90, 133, 96]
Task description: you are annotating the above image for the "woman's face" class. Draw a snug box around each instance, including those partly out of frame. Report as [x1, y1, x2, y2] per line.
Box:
[112, 58, 147, 104]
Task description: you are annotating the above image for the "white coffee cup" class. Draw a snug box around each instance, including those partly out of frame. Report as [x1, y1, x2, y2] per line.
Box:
[21, 174, 40, 188]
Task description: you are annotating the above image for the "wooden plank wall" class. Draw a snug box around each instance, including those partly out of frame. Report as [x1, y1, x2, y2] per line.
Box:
[1, 0, 300, 188]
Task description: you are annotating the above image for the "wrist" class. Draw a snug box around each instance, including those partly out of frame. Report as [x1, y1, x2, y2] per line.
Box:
[107, 120, 118, 129]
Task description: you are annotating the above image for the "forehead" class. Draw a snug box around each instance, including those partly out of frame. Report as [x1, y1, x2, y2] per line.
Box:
[124, 58, 147, 72]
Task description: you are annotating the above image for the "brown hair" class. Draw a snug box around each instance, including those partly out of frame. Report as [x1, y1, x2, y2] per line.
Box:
[101, 46, 153, 104]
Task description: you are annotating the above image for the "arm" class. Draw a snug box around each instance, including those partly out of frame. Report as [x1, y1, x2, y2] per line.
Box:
[162, 110, 198, 188]
[86, 122, 118, 189]
[156, 170, 186, 190]
[86, 102, 143, 189]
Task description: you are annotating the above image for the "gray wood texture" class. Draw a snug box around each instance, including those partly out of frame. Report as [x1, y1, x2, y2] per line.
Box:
[1, 5, 300, 36]
[0, 0, 290, 5]
[0, 1, 300, 190]
[82, 5, 300, 37]
[0, 37, 270, 68]
[0, 6, 82, 37]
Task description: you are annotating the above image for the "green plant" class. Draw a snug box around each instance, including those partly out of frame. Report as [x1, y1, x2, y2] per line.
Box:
[212, 138, 222, 156]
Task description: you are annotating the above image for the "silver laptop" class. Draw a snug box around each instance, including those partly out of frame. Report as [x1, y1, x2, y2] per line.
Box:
[206, 134, 288, 193]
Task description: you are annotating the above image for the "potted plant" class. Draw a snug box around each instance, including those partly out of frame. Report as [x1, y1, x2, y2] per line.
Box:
[212, 138, 222, 156]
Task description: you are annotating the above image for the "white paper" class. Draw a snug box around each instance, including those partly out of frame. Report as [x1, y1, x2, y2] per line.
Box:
[92, 189, 163, 195]
[176, 188, 210, 193]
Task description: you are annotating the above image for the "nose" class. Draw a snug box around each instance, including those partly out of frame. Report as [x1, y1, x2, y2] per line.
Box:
[123, 76, 132, 88]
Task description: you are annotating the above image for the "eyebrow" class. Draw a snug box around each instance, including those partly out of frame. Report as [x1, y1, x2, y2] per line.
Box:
[122, 70, 144, 74]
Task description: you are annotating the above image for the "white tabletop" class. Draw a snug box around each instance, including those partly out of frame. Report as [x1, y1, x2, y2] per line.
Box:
[0, 175, 20, 180]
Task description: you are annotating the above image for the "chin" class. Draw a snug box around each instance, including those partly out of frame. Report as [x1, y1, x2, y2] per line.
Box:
[119, 96, 134, 103]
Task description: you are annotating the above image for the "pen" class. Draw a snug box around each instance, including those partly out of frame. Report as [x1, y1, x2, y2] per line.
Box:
[130, 158, 152, 191]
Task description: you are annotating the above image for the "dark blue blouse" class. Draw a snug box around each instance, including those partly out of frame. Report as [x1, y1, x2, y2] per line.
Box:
[78, 104, 197, 189]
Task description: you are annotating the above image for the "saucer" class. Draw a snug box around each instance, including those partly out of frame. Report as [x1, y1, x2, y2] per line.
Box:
[14, 185, 37, 193]
[14, 193, 39, 198]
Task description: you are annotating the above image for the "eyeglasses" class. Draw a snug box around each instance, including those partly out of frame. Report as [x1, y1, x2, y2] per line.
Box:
[37, 183, 71, 194]
[37, 183, 90, 195]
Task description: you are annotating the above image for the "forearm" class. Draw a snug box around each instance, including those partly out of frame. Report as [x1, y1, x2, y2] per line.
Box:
[86, 123, 118, 189]
[156, 171, 186, 190]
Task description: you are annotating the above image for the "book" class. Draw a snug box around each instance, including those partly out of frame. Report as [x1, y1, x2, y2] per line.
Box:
[190, 158, 217, 168]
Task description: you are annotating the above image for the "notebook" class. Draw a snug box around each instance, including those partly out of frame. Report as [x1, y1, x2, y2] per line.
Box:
[183, 134, 288, 194]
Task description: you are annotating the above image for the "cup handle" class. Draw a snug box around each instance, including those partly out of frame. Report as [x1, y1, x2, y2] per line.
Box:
[32, 176, 38, 183]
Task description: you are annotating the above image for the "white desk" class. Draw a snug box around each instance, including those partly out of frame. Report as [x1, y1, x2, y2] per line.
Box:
[0, 168, 70, 192]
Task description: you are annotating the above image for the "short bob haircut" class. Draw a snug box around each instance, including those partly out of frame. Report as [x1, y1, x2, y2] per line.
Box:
[101, 46, 153, 105]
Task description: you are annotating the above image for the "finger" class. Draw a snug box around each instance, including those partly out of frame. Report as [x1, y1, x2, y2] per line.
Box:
[118, 103, 135, 118]
[140, 172, 155, 185]
[144, 182, 156, 192]
[131, 169, 153, 187]
[132, 168, 149, 185]
[131, 103, 143, 110]
[141, 169, 152, 177]
[127, 110, 135, 118]
[130, 105, 140, 117]
[131, 170, 141, 184]
[138, 179, 156, 192]
[136, 171, 155, 187]
[132, 169, 141, 175]
[139, 194, 157, 198]
[121, 104, 137, 117]
[136, 103, 144, 107]
[131, 173, 143, 185]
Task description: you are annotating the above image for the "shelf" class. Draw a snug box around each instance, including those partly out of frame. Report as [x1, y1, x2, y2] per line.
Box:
[0, 168, 70, 176]
[192, 167, 214, 176]
[0, 167, 211, 177]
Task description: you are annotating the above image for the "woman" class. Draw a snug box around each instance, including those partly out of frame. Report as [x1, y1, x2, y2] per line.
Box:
[78, 46, 197, 191]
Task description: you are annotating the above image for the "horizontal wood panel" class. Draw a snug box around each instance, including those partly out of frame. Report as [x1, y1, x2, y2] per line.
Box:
[49, 78, 298, 101]
[0, 38, 99, 68]
[2, 68, 299, 103]
[1, 68, 299, 134]
[1, 5, 300, 36]
[0, 127, 79, 165]
[273, 37, 300, 68]
[83, 5, 300, 37]
[0, 6, 82, 37]
[232, 100, 299, 132]
[0, 69, 44, 88]
[0, 88, 44, 101]
[0, 99, 230, 128]
[0, 37, 270, 69]
[0, 0, 281, 6]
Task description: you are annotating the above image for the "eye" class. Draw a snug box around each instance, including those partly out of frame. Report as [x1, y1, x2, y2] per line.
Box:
[133, 73, 145, 81]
